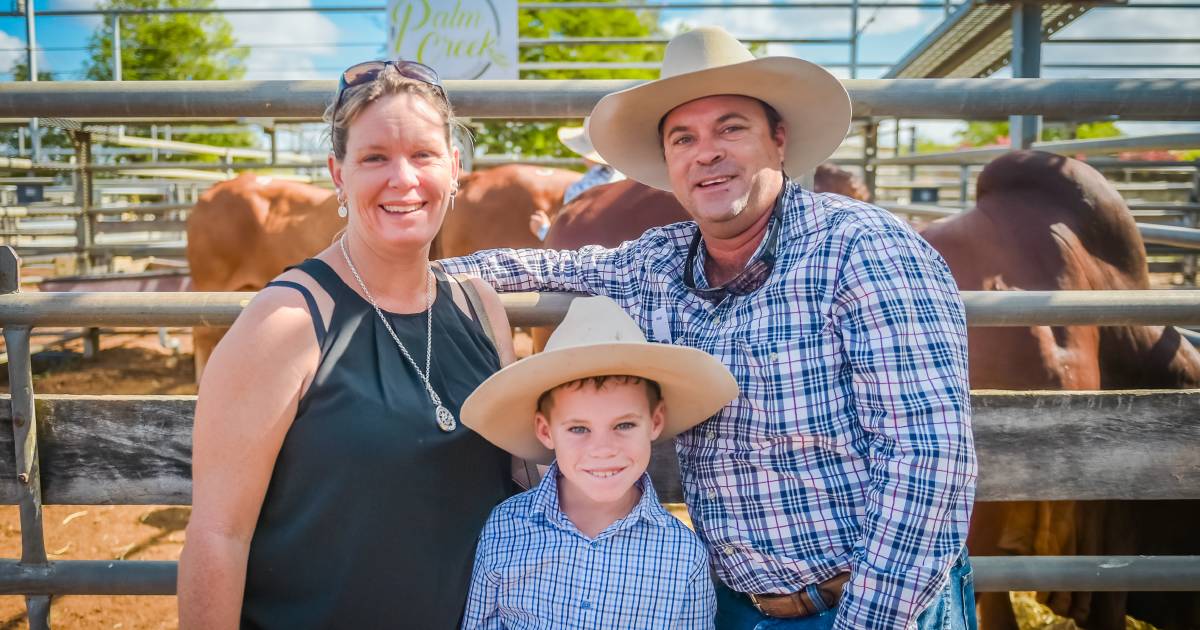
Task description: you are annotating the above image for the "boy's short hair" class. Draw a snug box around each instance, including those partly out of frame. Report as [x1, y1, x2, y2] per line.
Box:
[536, 375, 662, 419]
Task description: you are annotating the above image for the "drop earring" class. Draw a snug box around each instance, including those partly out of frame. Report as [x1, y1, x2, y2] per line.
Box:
[449, 189, 456, 211]
[336, 188, 349, 218]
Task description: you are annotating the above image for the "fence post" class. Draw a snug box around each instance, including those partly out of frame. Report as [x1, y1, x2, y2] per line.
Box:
[1186, 165, 1199, 286]
[1, 245, 52, 629]
[72, 131, 94, 274]
[863, 120, 878, 202]
[72, 131, 102, 355]
[959, 164, 971, 210]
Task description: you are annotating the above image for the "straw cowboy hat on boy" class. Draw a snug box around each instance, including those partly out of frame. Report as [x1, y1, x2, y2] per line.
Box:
[588, 26, 852, 191]
[460, 296, 738, 464]
[557, 117, 607, 164]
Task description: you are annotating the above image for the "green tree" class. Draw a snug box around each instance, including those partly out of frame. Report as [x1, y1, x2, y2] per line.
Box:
[83, 0, 256, 161]
[1, 61, 73, 153]
[473, 0, 664, 160]
[955, 120, 1122, 147]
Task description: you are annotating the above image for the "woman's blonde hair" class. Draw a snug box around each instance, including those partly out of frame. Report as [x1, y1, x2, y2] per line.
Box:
[324, 66, 455, 161]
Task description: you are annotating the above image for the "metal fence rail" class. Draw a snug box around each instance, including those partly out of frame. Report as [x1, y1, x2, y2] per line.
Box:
[2, 79, 1198, 120]
[2, 289, 1198, 328]
[0, 557, 1194, 596]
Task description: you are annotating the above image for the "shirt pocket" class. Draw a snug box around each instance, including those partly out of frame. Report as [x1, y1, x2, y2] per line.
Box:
[736, 328, 846, 441]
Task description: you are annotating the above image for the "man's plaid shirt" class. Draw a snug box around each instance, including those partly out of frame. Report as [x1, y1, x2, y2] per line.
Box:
[442, 180, 976, 629]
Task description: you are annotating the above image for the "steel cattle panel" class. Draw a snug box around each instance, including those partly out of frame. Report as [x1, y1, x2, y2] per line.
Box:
[885, 0, 1100, 78]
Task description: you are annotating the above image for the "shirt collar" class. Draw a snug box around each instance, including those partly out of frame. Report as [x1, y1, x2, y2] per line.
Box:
[689, 178, 795, 292]
[527, 462, 671, 534]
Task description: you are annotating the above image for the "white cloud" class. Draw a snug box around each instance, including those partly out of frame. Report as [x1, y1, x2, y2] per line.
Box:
[0, 31, 49, 76]
[1043, 6, 1200, 73]
[218, 0, 343, 80]
[662, 4, 925, 43]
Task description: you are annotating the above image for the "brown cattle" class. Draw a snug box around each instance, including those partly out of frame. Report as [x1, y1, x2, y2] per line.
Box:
[187, 165, 580, 377]
[545, 162, 870, 249]
[438, 164, 581, 258]
[921, 150, 1200, 630]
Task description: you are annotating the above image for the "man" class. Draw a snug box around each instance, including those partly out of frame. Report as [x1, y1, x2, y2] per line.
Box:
[442, 26, 977, 629]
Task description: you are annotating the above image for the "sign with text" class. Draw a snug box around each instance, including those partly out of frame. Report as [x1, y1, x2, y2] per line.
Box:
[387, 0, 517, 80]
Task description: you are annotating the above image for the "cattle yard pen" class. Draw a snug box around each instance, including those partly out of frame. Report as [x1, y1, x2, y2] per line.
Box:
[1, 78, 1200, 627]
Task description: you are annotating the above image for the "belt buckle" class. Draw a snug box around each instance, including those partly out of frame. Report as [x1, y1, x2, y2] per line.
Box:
[748, 593, 769, 616]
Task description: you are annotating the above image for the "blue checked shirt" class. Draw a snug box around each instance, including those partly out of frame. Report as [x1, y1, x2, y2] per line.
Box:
[563, 164, 625, 205]
[443, 181, 976, 629]
[461, 463, 715, 629]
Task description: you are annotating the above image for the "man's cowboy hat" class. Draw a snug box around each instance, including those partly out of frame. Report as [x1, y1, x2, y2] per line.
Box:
[588, 26, 852, 191]
[557, 117, 607, 164]
[460, 297, 738, 464]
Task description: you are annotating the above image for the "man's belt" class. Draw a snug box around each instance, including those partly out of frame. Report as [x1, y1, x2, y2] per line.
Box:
[748, 573, 852, 619]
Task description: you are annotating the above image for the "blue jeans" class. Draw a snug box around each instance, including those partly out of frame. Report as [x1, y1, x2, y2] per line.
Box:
[715, 551, 977, 630]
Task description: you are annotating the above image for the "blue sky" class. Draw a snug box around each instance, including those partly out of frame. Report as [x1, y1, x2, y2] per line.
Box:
[2, 0, 1198, 144]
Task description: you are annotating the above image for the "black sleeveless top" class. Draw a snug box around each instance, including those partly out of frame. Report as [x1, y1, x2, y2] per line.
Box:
[241, 258, 512, 630]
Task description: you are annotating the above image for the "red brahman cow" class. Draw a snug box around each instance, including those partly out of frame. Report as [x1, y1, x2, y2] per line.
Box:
[187, 165, 580, 377]
[545, 162, 870, 249]
[923, 150, 1200, 630]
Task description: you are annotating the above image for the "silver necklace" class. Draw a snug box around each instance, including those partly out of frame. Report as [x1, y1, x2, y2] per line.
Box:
[339, 235, 456, 432]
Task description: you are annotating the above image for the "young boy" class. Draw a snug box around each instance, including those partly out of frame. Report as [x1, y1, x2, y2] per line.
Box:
[459, 296, 738, 629]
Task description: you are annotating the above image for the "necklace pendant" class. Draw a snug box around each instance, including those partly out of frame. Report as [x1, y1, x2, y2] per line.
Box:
[435, 404, 456, 432]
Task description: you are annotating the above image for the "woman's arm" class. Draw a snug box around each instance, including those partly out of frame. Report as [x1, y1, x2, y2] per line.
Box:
[177, 284, 323, 629]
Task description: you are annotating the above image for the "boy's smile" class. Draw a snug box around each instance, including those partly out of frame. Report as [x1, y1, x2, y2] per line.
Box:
[535, 379, 666, 535]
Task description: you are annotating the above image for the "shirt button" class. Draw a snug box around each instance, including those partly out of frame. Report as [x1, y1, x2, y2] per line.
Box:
[705, 430, 717, 440]
[769, 352, 779, 362]
[706, 490, 718, 500]
[581, 601, 591, 610]
[723, 546, 736, 556]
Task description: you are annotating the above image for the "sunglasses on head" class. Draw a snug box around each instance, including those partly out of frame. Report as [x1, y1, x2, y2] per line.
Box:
[332, 59, 446, 116]
[683, 195, 784, 302]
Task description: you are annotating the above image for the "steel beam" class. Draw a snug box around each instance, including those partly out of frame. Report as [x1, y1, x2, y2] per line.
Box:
[1138, 223, 1200, 251]
[2, 79, 1199, 120]
[0, 290, 1198, 328]
[24, 0, 39, 165]
[874, 133, 1200, 166]
[1009, 2, 1042, 150]
[0, 247, 50, 630]
[0, 556, 1196, 594]
[972, 556, 1200, 592]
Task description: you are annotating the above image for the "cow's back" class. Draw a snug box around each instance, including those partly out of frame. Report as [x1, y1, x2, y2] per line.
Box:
[921, 151, 1200, 630]
[187, 174, 340, 293]
[545, 179, 689, 249]
[438, 164, 580, 258]
[186, 174, 341, 378]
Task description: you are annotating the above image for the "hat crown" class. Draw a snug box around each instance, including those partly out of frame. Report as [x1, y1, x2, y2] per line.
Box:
[662, 27, 755, 80]
[544, 297, 647, 352]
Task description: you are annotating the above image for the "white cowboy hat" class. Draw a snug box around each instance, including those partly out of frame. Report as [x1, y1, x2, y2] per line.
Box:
[557, 117, 607, 164]
[460, 297, 738, 464]
[588, 26, 852, 191]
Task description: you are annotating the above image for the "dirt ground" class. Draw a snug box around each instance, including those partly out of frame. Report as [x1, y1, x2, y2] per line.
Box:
[0, 332, 195, 629]
[0, 331, 1161, 629]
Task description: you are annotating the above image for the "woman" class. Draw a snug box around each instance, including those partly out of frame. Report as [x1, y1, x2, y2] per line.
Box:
[178, 60, 517, 629]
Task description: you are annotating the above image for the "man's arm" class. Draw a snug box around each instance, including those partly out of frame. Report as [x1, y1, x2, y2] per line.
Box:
[439, 244, 639, 300]
[830, 227, 977, 630]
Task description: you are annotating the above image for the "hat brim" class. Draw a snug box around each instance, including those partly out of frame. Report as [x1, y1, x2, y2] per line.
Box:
[460, 343, 738, 464]
[589, 56, 851, 191]
[557, 126, 606, 164]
